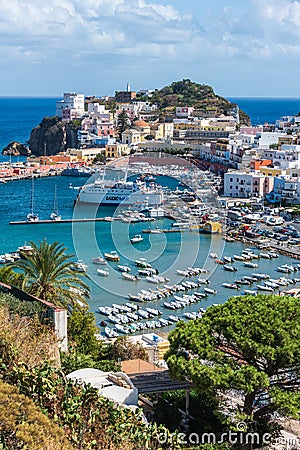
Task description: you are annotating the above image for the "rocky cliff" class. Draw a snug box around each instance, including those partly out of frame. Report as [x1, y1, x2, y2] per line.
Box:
[2, 141, 31, 156]
[28, 117, 81, 156]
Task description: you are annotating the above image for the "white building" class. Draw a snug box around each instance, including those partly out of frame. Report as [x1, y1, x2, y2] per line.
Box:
[67, 368, 138, 406]
[87, 102, 106, 115]
[224, 171, 274, 198]
[254, 132, 285, 149]
[56, 93, 85, 120]
[264, 145, 300, 170]
[176, 107, 194, 118]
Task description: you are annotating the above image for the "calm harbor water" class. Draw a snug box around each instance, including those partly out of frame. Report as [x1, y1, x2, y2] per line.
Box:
[0, 175, 298, 331]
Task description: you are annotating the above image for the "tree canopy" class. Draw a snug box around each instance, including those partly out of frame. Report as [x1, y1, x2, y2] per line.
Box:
[166, 294, 300, 437]
[116, 109, 131, 138]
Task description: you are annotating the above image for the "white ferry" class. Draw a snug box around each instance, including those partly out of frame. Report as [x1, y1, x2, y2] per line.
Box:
[76, 179, 163, 206]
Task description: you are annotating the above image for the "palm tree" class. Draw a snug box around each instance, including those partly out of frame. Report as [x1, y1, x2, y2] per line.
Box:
[11, 240, 90, 309]
[0, 265, 24, 287]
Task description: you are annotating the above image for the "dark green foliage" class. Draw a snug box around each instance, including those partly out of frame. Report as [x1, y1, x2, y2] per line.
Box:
[4, 362, 173, 449]
[67, 308, 99, 356]
[0, 265, 23, 287]
[151, 390, 224, 436]
[0, 290, 45, 319]
[117, 109, 131, 138]
[150, 79, 250, 125]
[109, 335, 149, 361]
[61, 351, 120, 373]
[166, 294, 300, 437]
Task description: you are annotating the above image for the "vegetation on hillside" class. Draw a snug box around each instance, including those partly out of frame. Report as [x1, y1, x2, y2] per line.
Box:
[0, 297, 182, 449]
[150, 79, 250, 124]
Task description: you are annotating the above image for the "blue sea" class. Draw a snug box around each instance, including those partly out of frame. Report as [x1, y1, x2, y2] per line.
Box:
[229, 97, 300, 126]
[0, 97, 299, 330]
[0, 97, 58, 162]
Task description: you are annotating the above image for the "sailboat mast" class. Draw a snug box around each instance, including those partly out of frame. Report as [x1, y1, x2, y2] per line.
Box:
[30, 177, 34, 214]
[53, 184, 58, 214]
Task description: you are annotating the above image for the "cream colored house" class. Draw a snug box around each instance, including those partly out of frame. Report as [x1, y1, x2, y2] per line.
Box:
[121, 129, 141, 145]
[151, 122, 174, 140]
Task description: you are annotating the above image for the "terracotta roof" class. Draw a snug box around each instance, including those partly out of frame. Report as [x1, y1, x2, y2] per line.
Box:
[121, 359, 163, 374]
[133, 120, 149, 127]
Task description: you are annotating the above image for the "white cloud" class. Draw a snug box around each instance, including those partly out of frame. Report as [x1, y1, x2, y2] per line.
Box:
[0, 0, 300, 95]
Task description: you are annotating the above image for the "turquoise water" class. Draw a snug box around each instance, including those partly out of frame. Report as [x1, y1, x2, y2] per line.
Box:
[0, 175, 298, 330]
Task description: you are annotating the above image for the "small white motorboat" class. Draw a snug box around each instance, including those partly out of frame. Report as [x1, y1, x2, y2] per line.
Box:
[92, 257, 107, 265]
[71, 260, 88, 272]
[118, 265, 131, 272]
[204, 287, 217, 294]
[104, 327, 118, 338]
[130, 234, 144, 244]
[257, 284, 274, 292]
[122, 272, 140, 281]
[233, 255, 245, 261]
[222, 283, 239, 289]
[97, 268, 109, 276]
[223, 264, 238, 272]
[244, 262, 259, 268]
[243, 290, 257, 296]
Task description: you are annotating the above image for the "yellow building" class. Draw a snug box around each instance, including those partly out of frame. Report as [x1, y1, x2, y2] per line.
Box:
[259, 167, 282, 177]
[200, 221, 222, 234]
[105, 143, 130, 159]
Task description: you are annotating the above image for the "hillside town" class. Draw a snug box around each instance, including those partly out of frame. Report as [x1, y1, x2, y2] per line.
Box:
[2, 83, 300, 208]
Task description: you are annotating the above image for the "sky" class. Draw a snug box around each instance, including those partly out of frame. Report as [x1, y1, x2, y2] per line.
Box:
[1, 0, 300, 97]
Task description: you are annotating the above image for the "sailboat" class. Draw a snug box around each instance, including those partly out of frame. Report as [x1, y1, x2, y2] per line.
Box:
[50, 184, 61, 221]
[26, 177, 39, 222]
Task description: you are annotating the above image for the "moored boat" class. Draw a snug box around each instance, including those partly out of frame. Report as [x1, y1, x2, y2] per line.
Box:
[104, 251, 120, 262]
[204, 287, 217, 294]
[122, 272, 140, 281]
[130, 234, 144, 244]
[223, 264, 238, 272]
[222, 283, 239, 289]
[97, 268, 109, 276]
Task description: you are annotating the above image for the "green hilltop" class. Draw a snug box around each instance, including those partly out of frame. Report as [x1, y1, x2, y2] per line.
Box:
[148, 78, 250, 124]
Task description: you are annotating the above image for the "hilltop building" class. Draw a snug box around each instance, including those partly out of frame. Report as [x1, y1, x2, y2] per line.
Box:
[115, 82, 136, 103]
[56, 93, 85, 120]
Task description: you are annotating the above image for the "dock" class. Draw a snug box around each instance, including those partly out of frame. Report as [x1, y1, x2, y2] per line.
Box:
[9, 218, 108, 225]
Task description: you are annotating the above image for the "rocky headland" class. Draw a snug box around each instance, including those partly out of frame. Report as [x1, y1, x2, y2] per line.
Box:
[2, 141, 31, 156]
[28, 116, 81, 156]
